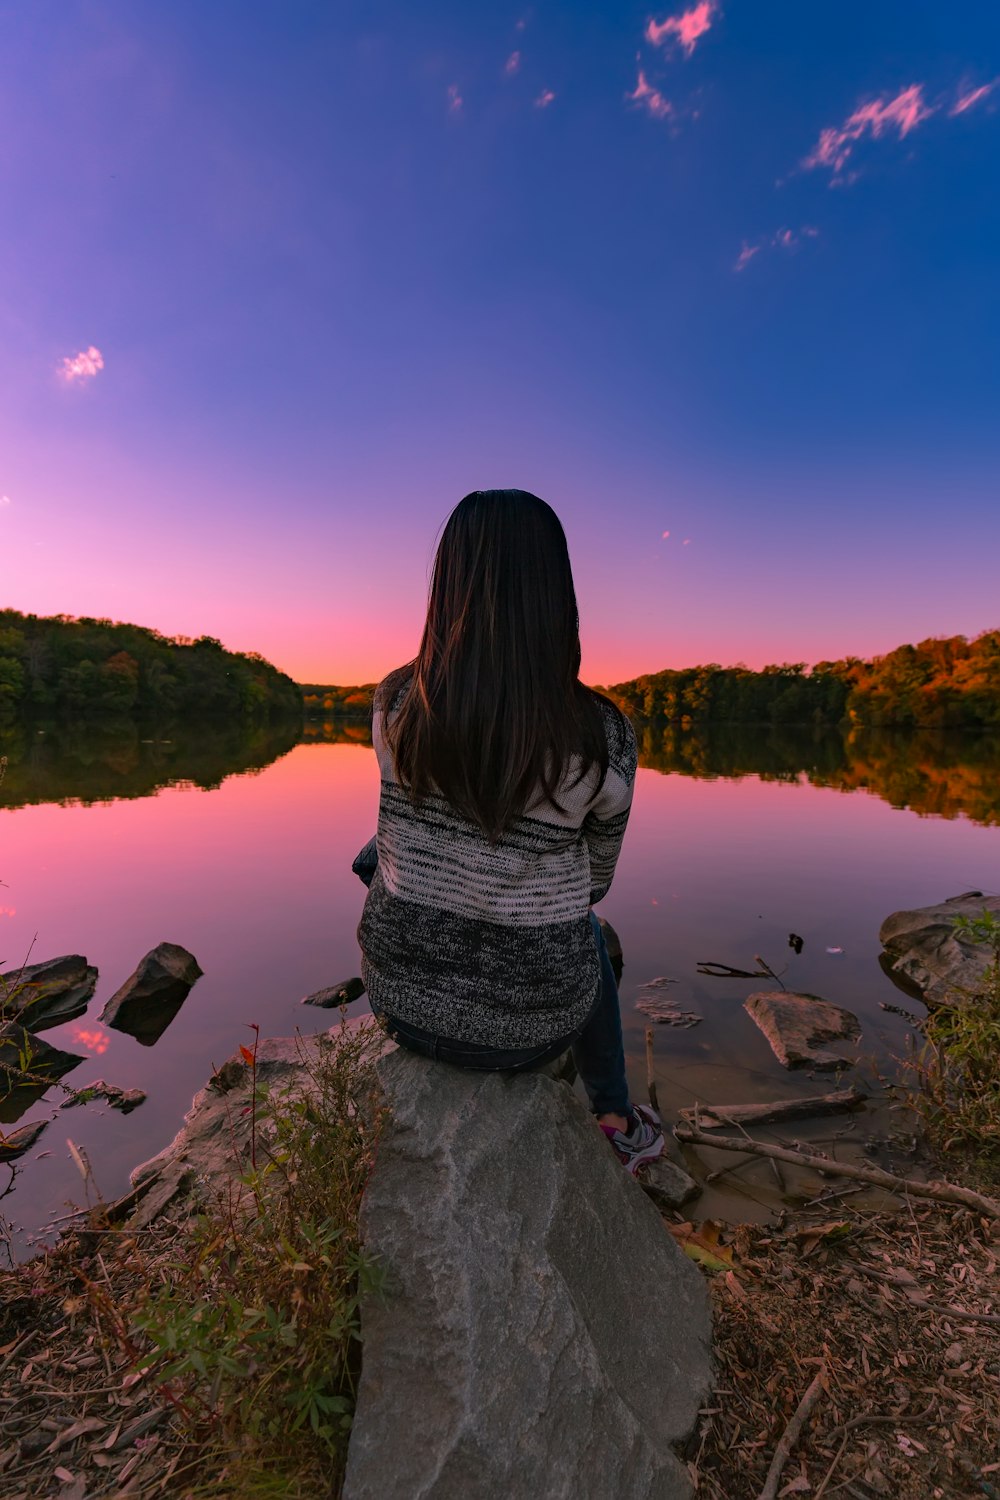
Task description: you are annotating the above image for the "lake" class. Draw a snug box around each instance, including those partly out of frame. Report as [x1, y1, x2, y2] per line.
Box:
[2, 719, 999, 1258]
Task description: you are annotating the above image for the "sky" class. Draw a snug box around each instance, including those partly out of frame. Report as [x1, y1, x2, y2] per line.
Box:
[1, 0, 998, 686]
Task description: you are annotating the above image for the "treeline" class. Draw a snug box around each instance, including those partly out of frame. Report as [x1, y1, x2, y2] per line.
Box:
[0, 611, 302, 723]
[301, 683, 375, 718]
[603, 631, 1000, 730]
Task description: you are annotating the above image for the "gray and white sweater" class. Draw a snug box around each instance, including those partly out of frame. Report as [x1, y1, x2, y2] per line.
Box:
[357, 683, 637, 1048]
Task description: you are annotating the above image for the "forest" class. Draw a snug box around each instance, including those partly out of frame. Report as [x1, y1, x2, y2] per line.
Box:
[602, 631, 1000, 730]
[0, 610, 302, 723]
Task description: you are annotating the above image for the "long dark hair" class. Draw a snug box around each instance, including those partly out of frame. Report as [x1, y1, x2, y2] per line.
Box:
[382, 489, 617, 841]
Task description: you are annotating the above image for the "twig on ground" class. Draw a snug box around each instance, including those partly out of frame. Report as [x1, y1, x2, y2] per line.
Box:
[754, 1362, 826, 1500]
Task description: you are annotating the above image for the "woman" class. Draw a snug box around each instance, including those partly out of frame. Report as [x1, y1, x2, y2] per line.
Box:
[355, 489, 663, 1173]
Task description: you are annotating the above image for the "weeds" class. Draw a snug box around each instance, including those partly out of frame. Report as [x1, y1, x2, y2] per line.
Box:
[128, 1017, 387, 1497]
[902, 907, 1000, 1180]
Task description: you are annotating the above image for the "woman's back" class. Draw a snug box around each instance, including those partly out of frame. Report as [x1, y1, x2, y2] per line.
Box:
[358, 672, 636, 1049]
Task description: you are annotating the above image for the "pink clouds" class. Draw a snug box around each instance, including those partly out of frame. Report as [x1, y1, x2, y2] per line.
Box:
[646, 1, 718, 57]
[59, 345, 105, 383]
[951, 80, 996, 115]
[505, 51, 521, 76]
[626, 69, 672, 121]
[534, 88, 556, 109]
[735, 225, 819, 271]
[803, 84, 934, 177]
[446, 83, 463, 115]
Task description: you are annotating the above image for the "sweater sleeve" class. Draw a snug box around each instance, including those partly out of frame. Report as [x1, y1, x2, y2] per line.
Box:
[584, 709, 637, 905]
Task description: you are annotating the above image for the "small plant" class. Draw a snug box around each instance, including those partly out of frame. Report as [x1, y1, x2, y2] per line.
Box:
[904, 907, 1000, 1176]
[130, 1016, 386, 1498]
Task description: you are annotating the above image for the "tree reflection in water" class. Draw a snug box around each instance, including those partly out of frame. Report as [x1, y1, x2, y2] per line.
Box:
[2, 719, 999, 827]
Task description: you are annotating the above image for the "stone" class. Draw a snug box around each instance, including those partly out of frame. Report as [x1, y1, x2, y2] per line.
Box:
[0, 1023, 85, 1123]
[744, 991, 861, 1070]
[639, 1156, 702, 1209]
[879, 891, 1000, 1011]
[3, 955, 98, 1032]
[344, 1049, 713, 1500]
[302, 976, 366, 1008]
[0, 1118, 49, 1163]
[99, 942, 203, 1045]
[61, 1080, 147, 1114]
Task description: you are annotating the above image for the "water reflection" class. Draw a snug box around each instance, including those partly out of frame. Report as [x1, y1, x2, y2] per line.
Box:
[0, 718, 303, 810]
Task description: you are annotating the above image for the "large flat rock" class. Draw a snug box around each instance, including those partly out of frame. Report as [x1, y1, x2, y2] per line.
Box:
[879, 891, 1000, 1010]
[345, 1050, 713, 1500]
[744, 991, 861, 1070]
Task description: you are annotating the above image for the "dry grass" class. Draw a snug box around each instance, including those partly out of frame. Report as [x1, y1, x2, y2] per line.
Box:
[686, 1198, 1000, 1500]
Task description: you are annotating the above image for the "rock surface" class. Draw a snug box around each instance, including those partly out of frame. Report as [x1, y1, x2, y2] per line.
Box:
[0, 1118, 49, 1163]
[99, 942, 203, 1045]
[639, 1155, 702, 1209]
[4, 954, 98, 1032]
[61, 1080, 147, 1114]
[879, 891, 1000, 1010]
[744, 991, 861, 1070]
[0, 1023, 84, 1117]
[125, 1033, 327, 1227]
[345, 1049, 713, 1500]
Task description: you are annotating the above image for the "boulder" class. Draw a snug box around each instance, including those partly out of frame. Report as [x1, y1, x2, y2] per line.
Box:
[879, 892, 1000, 1010]
[302, 976, 366, 1008]
[99, 943, 203, 1045]
[3, 955, 98, 1032]
[125, 1033, 327, 1227]
[0, 1023, 85, 1124]
[744, 992, 861, 1070]
[344, 1049, 713, 1500]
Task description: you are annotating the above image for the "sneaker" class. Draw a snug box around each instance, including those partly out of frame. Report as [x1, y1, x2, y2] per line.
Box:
[601, 1103, 664, 1175]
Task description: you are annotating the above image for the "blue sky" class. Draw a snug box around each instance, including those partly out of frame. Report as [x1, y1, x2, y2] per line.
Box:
[1, 0, 998, 681]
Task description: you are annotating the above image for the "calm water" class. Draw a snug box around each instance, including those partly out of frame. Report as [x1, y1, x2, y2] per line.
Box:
[2, 721, 999, 1255]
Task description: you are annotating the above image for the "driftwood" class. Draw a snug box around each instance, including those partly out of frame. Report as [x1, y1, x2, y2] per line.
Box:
[678, 1087, 867, 1130]
[755, 1363, 827, 1500]
[674, 1123, 1000, 1219]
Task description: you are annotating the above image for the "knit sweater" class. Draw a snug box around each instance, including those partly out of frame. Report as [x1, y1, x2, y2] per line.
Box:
[357, 680, 637, 1048]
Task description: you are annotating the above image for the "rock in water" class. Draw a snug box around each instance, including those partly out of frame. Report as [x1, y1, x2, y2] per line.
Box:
[100, 943, 203, 1045]
[744, 991, 861, 1070]
[3, 955, 98, 1032]
[597, 915, 624, 983]
[344, 1050, 713, 1500]
[0, 1023, 85, 1123]
[879, 892, 1000, 1010]
[639, 1156, 702, 1209]
[302, 977, 366, 1008]
[0, 1118, 49, 1163]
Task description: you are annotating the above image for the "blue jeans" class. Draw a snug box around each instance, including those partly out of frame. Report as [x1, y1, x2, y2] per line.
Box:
[378, 912, 631, 1118]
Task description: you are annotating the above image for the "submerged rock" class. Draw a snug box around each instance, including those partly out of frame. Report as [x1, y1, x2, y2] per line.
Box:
[879, 891, 1000, 1011]
[302, 976, 366, 1008]
[744, 991, 861, 1070]
[345, 1049, 713, 1500]
[99, 943, 203, 1045]
[2, 955, 98, 1032]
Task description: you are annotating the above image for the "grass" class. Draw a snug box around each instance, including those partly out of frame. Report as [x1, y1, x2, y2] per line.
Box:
[901, 907, 1000, 1186]
[0, 1014, 387, 1499]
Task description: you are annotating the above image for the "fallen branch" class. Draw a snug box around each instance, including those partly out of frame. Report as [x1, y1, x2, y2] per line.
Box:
[679, 1087, 866, 1130]
[674, 1124, 1000, 1218]
[755, 1362, 826, 1500]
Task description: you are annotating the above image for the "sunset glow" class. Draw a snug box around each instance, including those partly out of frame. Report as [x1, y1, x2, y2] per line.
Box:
[1, 4, 998, 685]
